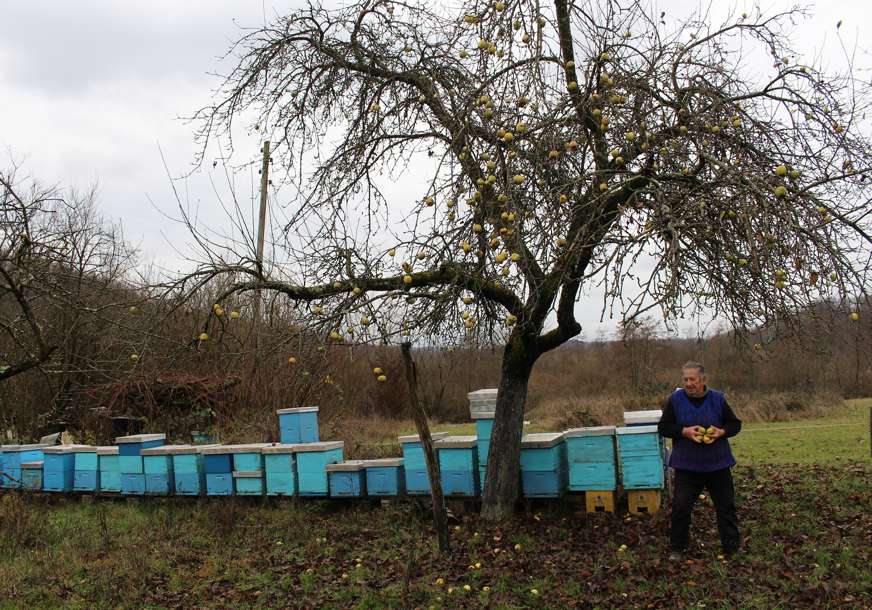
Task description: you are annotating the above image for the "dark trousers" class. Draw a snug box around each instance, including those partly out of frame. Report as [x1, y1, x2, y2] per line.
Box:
[670, 467, 740, 553]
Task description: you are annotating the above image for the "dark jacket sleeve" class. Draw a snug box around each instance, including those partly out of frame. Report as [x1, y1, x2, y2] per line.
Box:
[721, 397, 742, 437]
[658, 396, 684, 440]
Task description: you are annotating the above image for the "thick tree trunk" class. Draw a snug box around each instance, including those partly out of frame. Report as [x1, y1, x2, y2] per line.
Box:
[480, 338, 536, 520]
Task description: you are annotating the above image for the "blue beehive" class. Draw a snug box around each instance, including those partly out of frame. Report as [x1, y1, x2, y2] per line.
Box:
[564, 426, 617, 492]
[262, 444, 297, 496]
[520, 433, 567, 498]
[201, 444, 270, 496]
[2, 444, 49, 489]
[295, 441, 344, 497]
[21, 461, 44, 491]
[362, 458, 404, 496]
[116, 433, 166, 495]
[97, 446, 121, 493]
[43, 445, 80, 492]
[398, 431, 448, 495]
[169, 444, 217, 496]
[276, 406, 320, 444]
[72, 446, 99, 492]
[326, 460, 367, 497]
[142, 445, 192, 495]
[435, 435, 479, 497]
[233, 470, 265, 495]
[616, 425, 665, 489]
[472, 412, 495, 489]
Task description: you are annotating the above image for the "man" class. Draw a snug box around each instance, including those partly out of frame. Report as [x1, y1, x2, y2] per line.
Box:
[658, 361, 742, 560]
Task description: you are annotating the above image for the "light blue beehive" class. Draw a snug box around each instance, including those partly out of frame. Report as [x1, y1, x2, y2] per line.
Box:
[21, 461, 44, 491]
[116, 433, 166, 495]
[72, 445, 99, 492]
[2, 444, 49, 489]
[520, 432, 567, 498]
[142, 445, 194, 495]
[564, 426, 617, 492]
[616, 425, 664, 489]
[233, 470, 265, 495]
[230, 443, 270, 495]
[434, 435, 479, 497]
[43, 445, 81, 492]
[262, 444, 297, 496]
[295, 441, 344, 497]
[276, 406, 320, 444]
[169, 444, 217, 496]
[97, 446, 121, 493]
[362, 458, 404, 496]
[326, 460, 367, 497]
[398, 431, 448, 495]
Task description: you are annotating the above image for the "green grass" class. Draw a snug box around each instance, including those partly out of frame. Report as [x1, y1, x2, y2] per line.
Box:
[731, 398, 871, 464]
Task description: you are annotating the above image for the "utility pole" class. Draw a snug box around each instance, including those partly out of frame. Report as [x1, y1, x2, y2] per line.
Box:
[252, 141, 270, 373]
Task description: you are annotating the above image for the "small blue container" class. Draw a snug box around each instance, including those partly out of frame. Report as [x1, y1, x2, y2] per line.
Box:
[206, 473, 233, 496]
[398, 432, 447, 495]
[362, 458, 404, 496]
[435, 436, 479, 497]
[233, 471, 265, 495]
[276, 406, 320, 444]
[262, 445, 297, 496]
[326, 461, 367, 497]
[42, 445, 79, 492]
[97, 446, 121, 493]
[295, 441, 344, 496]
[72, 446, 99, 492]
[169, 445, 217, 496]
[564, 426, 617, 492]
[21, 461, 43, 491]
[616, 425, 665, 489]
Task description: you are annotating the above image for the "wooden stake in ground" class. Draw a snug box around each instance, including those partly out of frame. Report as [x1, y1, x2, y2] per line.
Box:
[400, 342, 449, 553]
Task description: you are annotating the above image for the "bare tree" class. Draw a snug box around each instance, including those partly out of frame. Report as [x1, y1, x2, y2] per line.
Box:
[183, 0, 872, 518]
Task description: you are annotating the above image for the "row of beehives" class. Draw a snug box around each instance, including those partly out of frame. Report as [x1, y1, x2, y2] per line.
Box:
[0, 404, 665, 500]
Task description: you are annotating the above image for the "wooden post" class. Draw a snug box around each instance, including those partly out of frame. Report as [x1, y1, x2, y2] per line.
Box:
[253, 142, 270, 360]
[400, 342, 449, 553]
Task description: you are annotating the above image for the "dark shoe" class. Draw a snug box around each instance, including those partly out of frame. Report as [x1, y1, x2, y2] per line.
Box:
[722, 547, 740, 559]
[668, 550, 686, 561]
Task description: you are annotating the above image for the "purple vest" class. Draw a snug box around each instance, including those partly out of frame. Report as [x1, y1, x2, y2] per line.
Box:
[668, 389, 736, 472]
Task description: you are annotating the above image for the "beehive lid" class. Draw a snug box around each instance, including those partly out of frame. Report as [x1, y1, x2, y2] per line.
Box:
[290, 441, 344, 453]
[361, 458, 403, 468]
[470, 411, 496, 420]
[468, 388, 498, 398]
[69, 445, 98, 453]
[325, 460, 366, 472]
[96, 446, 120, 455]
[232, 470, 263, 478]
[115, 434, 166, 444]
[260, 443, 299, 454]
[43, 445, 88, 454]
[6, 443, 51, 452]
[200, 443, 271, 455]
[624, 410, 662, 425]
[434, 435, 477, 449]
[164, 444, 221, 455]
[563, 426, 616, 438]
[616, 425, 659, 435]
[21, 461, 44, 469]
[276, 406, 319, 415]
[521, 432, 565, 448]
[397, 431, 449, 444]
[141, 444, 195, 456]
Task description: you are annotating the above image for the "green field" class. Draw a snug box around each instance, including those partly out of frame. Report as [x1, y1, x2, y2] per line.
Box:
[1, 400, 869, 609]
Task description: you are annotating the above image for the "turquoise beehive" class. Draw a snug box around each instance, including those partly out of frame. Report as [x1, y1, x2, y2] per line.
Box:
[43, 445, 82, 492]
[362, 458, 404, 496]
[326, 460, 367, 497]
[72, 446, 99, 492]
[616, 425, 664, 489]
[564, 426, 617, 492]
[116, 433, 166, 495]
[520, 432, 567, 498]
[201, 444, 270, 496]
[398, 431, 448, 495]
[168, 444, 217, 495]
[2, 444, 49, 489]
[434, 435, 479, 497]
[262, 444, 298, 496]
[294, 441, 344, 497]
[142, 445, 196, 495]
[276, 406, 320, 444]
[97, 446, 121, 493]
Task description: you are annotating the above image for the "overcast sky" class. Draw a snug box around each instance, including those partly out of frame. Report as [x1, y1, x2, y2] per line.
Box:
[1, 0, 869, 340]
